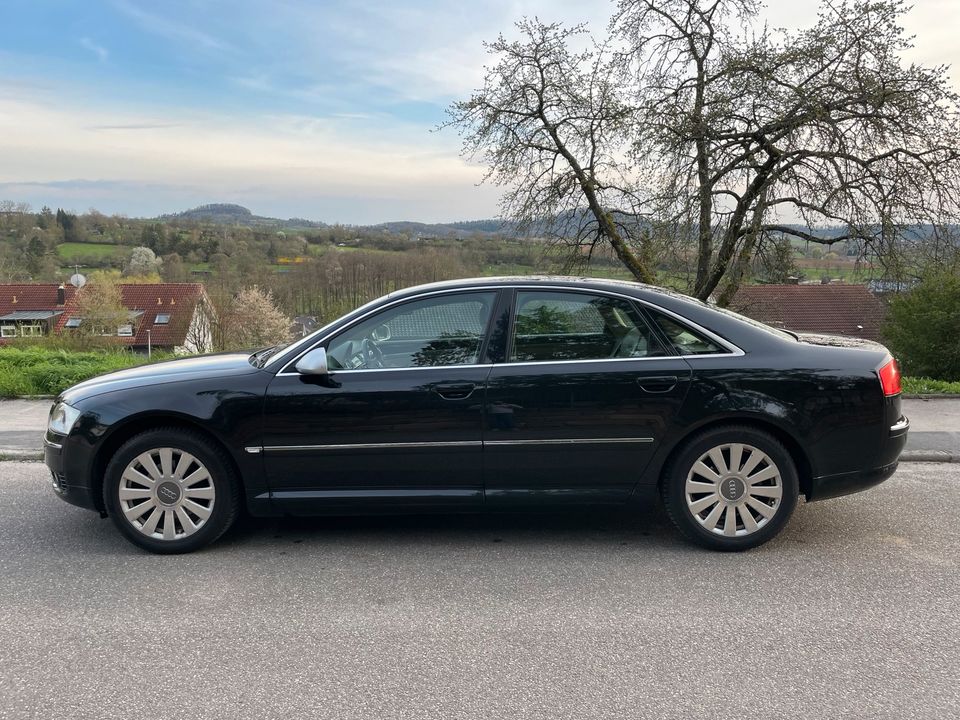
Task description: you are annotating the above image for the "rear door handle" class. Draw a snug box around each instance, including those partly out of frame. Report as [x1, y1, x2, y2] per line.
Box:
[433, 383, 476, 400]
[637, 375, 678, 393]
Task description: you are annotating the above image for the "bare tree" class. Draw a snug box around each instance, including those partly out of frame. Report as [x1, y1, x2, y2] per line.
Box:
[445, 20, 656, 283]
[447, 1, 960, 301]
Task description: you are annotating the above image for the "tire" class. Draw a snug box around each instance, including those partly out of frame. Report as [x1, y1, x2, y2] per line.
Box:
[661, 425, 799, 551]
[103, 428, 241, 554]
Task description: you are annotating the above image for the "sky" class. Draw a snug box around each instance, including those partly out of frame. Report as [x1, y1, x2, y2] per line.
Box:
[0, 0, 958, 225]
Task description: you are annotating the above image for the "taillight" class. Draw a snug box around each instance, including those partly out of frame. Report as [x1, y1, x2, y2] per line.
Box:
[878, 358, 902, 396]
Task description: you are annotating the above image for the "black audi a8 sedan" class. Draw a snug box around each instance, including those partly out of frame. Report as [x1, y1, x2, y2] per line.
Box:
[44, 277, 908, 553]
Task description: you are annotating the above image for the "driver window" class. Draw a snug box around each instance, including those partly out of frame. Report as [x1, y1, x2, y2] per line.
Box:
[326, 292, 497, 370]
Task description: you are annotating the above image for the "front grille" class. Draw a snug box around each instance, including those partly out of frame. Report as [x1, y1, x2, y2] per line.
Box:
[50, 471, 67, 495]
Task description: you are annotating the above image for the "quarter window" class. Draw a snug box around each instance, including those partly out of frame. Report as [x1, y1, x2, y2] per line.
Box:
[326, 292, 496, 370]
[510, 291, 666, 362]
[649, 311, 726, 355]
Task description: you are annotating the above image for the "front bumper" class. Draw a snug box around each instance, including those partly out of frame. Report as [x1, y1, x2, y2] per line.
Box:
[44, 435, 100, 511]
[807, 415, 908, 502]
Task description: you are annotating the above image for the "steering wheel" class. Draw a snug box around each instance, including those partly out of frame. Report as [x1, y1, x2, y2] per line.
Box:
[359, 337, 384, 369]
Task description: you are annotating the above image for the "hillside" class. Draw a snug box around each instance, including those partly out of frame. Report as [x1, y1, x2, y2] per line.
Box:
[157, 204, 514, 237]
[158, 203, 328, 230]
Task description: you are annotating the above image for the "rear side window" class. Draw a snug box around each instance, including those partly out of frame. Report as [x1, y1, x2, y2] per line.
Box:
[649, 311, 726, 356]
[510, 291, 666, 362]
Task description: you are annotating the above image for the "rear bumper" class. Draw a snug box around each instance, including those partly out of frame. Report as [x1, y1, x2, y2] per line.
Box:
[807, 415, 908, 502]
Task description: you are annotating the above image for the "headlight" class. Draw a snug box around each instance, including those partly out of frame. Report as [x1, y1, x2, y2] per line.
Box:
[48, 402, 81, 436]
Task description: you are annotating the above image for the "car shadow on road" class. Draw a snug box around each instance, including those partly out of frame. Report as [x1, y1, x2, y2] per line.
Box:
[227, 504, 677, 550]
[36, 489, 875, 557]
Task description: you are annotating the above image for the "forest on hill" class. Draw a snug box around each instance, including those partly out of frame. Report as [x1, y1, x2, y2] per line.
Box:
[0, 200, 893, 323]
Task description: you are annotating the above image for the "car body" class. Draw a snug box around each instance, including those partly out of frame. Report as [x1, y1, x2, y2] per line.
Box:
[43, 276, 909, 552]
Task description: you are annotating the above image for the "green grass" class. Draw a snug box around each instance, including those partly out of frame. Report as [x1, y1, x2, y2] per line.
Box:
[57, 242, 128, 262]
[902, 376, 960, 395]
[0, 346, 175, 397]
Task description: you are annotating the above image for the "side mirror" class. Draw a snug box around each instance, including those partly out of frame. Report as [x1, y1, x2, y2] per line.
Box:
[295, 347, 329, 376]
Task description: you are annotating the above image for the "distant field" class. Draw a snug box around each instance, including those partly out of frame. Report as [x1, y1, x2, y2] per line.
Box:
[57, 242, 128, 262]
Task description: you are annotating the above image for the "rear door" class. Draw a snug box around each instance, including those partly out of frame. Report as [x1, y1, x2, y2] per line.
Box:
[483, 289, 693, 507]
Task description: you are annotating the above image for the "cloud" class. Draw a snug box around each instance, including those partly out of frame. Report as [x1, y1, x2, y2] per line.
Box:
[112, 0, 232, 53]
[79, 37, 108, 63]
[0, 93, 499, 223]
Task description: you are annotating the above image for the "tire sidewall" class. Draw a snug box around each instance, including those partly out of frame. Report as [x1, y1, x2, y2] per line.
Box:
[104, 430, 237, 554]
[663, 427, 799, 551]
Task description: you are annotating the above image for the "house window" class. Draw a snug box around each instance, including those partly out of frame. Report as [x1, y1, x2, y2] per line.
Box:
[155, 313, 171, 325]
[19, 323, 43, 337]
[117, 324, 134, 337]
[65, 318, 82, 329]
[0, 325, 15, 338]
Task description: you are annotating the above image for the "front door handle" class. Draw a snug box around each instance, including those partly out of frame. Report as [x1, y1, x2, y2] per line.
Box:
[637, 375, 678, 393]
[433, 383, 476, 400]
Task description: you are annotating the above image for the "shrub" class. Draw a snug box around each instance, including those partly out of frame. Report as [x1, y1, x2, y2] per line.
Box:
[883, 271, 960, 381]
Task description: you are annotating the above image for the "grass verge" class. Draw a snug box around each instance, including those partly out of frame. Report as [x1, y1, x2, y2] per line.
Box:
[0, 346, 174, 397]
[902, 377, 960, 395]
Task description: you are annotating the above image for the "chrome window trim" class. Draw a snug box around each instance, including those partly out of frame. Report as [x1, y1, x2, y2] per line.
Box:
[273, 283, 745, 377]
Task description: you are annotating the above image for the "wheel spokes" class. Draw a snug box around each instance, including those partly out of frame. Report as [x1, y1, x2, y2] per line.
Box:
[685, 442, 783, 537]
[723, 505, 737, 536]
[120, 447, 216, 541]
[707, 448, 729, 475]
[692, 461, 721, 483]
[689, 493, 720, 514]
[701, 502, 725, 532]
[137, 452, 163, 481]
[749, 484, 782, 500]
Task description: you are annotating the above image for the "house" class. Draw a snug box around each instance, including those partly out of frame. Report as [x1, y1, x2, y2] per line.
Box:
[729, 283, 887, 341]
[0, 283, 214, 353]
[0, 284, 75, 340]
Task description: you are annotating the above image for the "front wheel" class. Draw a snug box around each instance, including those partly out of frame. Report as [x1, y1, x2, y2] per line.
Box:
[661, 426, 799, 551]
[103, 429, 240, 554]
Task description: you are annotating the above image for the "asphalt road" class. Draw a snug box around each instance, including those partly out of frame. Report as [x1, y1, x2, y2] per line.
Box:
[0, 462, 958, 719]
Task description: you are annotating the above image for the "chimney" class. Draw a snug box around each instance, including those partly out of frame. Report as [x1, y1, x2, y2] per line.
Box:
[57, 284, 65, 306]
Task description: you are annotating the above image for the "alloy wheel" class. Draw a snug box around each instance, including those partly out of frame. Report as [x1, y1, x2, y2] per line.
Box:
[684, 442, 783, 537]
[118, 448, 216, 541]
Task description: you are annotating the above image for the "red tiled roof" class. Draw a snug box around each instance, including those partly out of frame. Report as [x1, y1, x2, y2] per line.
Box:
[730, 284, 887, 341]
[0, 283, 207, 347]
[114, 283, 207, 347]
[0, 284, 76, 314]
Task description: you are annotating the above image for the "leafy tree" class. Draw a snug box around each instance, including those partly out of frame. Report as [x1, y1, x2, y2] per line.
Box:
[883, 272, 960, 380]
[140, 223, 168, 254]
[446, 1, 960, 301]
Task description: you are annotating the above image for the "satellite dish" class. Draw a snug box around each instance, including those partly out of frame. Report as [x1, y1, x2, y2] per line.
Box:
[69, 273, 87, 289]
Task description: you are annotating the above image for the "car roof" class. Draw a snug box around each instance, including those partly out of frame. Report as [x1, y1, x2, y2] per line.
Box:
[387, 275, 676, 301]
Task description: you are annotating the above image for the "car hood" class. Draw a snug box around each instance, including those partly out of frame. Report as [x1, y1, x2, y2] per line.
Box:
[60, 353, 261, 405]
[794, 332, 887, 351]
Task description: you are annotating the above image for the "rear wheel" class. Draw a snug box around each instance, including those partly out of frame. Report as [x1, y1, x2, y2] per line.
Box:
[661, 426, 799, 551]
[103, 429, 240, 554]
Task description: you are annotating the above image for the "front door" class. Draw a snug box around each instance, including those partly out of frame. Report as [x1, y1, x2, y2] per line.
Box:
[261, 290, 499, 514]
[483, 289, 692, 507]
